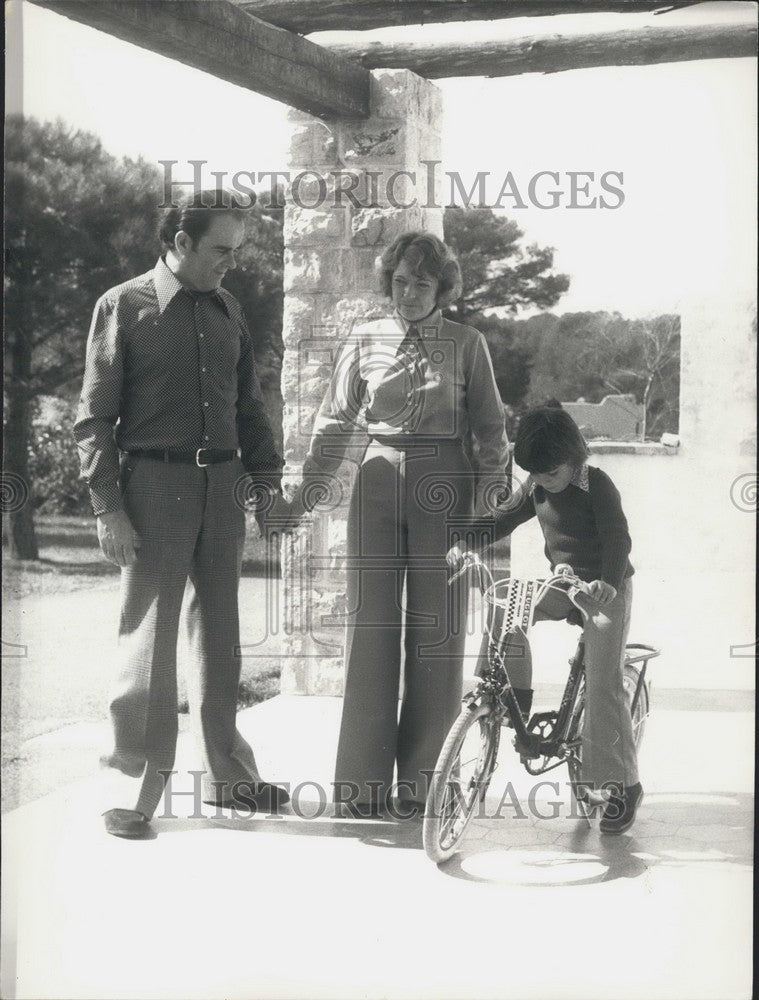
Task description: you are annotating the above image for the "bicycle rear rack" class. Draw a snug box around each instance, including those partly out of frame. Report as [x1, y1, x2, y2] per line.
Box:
[624, 643, 659, 719]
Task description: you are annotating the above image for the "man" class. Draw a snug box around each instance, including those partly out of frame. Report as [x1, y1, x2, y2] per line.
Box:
[74, 190, 292, 838]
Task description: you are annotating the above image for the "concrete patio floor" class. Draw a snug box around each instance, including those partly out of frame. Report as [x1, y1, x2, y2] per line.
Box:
[1, 685, 754, 1000]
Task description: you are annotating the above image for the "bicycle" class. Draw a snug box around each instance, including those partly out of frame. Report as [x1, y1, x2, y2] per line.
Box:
[422, 552, 659, 864]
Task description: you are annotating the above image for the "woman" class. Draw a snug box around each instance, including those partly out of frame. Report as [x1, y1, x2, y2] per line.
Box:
[297, 232, 509, 815]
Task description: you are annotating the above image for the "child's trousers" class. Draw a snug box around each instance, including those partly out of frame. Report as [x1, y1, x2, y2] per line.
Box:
[478, 577, 638, 789]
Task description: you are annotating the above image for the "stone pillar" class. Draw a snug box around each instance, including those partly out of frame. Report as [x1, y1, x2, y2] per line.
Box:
[279, 70, 443, 695]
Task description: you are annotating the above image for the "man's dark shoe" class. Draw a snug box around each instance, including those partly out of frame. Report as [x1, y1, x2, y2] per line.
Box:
[103, 808, 151, 839]
[204, 781, 290, 813]
[599, 782, 644, 834]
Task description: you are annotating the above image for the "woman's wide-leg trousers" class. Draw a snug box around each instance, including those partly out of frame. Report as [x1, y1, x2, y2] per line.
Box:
[334, 438, 474, 806]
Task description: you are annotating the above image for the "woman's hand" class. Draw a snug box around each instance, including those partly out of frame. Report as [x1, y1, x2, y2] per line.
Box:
[587, 580, 617, 604]
[288, 482, 308, 525]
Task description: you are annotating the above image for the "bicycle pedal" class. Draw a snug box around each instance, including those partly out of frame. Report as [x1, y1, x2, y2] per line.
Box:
[512, 732, 542, 759]
[529, 710, 558, 728]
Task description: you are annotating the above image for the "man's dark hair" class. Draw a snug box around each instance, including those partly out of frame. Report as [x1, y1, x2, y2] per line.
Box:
[159, 189, 252, 251]
[514, 406, 589, 473]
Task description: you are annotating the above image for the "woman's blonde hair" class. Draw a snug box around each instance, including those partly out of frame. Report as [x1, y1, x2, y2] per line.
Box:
[378, 231, 462, 308]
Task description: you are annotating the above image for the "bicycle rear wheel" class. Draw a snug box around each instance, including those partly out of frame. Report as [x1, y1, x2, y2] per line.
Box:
[423, 701, 500, 864]
[565, 680, 595, 824]
[623, 662, 649, 749]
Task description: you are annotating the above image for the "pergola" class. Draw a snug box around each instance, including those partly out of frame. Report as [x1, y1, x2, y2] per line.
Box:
[26, 1, 758, 119]
[27, 0, 758, 695]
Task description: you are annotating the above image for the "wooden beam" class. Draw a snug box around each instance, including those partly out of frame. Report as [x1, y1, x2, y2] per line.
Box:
[236, 1, 698, 35]
[321, 21, 758, 78]
[27, 0, 370, 119]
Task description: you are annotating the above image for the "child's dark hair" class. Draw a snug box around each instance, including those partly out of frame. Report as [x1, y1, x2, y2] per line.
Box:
[514, 406, 589, 473]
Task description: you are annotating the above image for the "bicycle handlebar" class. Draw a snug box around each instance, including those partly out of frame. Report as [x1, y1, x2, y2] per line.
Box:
[448, 551, 592, 616]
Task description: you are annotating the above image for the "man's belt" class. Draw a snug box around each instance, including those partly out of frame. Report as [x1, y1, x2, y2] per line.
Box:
[128, 448, 237, 467]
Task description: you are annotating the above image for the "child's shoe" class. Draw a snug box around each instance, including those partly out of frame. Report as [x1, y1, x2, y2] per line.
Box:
[599, 782, 644, 834]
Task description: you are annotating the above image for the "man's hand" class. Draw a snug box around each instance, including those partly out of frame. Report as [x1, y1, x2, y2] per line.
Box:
[97, 510, 140, 567]
[255, 493, 301, 537]
[587, 580, 617, 605]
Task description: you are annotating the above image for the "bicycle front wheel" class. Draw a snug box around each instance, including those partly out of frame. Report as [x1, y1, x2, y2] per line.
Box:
[423, 701, 500, 864]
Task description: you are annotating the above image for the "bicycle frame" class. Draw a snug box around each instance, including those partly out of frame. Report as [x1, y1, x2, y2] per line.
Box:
[479, 632, 587, 773]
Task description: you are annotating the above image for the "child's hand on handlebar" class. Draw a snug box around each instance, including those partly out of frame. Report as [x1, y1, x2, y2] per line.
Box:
[587, 580, 617, 604]
[446, 544, 468, 573]
[554, 563, 574, 577]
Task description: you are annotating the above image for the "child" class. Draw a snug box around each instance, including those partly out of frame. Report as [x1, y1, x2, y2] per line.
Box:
[449, 405, 642, 834]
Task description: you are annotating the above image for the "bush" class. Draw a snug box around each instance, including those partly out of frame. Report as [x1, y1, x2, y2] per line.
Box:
[28, 402, 90, 515]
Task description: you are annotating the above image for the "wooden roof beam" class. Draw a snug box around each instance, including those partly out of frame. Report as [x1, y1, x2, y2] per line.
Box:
[321, 21, 758, 78]
[236, 1, 700, 35]
[27, 0, 371, 119]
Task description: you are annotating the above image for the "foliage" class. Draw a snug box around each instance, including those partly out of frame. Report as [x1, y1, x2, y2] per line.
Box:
[28, 400, 91, 515]
[469, 313, 533, 414]
[522, 311, 680, 437]
[438, 207, 570, 414]
[4, 114, 162, 399]
[443, 206, 570, 322]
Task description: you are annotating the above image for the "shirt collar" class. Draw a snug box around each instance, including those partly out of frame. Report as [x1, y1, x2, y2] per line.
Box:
[393, 308, 443, 339]
[152, 257, 230, 316]
[571, 463, 590, 492]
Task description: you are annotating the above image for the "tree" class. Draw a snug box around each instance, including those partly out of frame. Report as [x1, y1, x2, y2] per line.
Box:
[4, 115, 161, 558]
[470, 313, 533, 415]
[443, 206, 570, 322]
[634, 314, 681, 438]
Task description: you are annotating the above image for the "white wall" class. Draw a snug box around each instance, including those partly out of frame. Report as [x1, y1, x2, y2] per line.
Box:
[511, 289, 756, 693]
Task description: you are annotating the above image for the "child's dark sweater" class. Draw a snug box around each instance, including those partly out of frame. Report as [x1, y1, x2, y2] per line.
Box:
[471, 464, 634, 589]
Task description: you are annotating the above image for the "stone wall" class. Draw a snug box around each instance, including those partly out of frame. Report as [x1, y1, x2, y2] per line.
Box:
[279, 70, 444, 695]
[562, 394, 644, 441]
